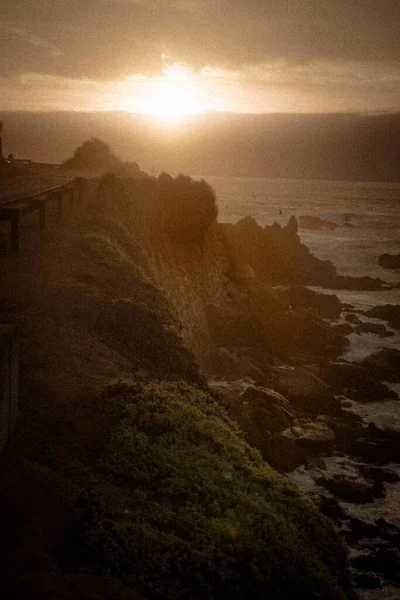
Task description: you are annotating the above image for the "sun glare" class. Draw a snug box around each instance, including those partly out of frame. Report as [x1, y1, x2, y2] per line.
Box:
[136, 64, 209, 124]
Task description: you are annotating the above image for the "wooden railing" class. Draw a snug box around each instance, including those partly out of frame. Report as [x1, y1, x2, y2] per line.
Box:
[0, 177, 88, 254]
[0, 325, 18, 454]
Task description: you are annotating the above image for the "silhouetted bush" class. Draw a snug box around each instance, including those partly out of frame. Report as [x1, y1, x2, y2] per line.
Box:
[62, 138, 122, 173]
[74, 382, 354, 600]
[155, 173, 218, 242]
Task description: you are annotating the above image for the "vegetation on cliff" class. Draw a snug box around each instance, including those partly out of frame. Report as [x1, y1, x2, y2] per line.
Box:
[74, 381, 354, 600]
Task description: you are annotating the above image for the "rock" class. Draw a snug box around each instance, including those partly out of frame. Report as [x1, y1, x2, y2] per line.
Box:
[354, 571, 383, 589]
[316, 474, 375, 504]
[359, 465, 400, 484]
[364, 304, 400, 330]
[276, 367, 341, 416]
[370, 547, 400, 583]
[304, 456, 327, 470]
[298, 215, 338, 230]
[282, 420, 335, 452]
[264, 430, 309, 472]
[344, 313, 362, 324]
[322, 362, 397, 401]
[346, 517, 380, 543]
[333, 323, 353, 335]
[323, 275, 389, 291]
[361, 348, 400, 383]
[323, 361, 367, 389]
[228, 386, 296, 450]
[279, 286, 342, 319]
[378, 253, 400, 270]
[350, 437, 400, 465]
[317, 495, 347, 523]
[348, 379, 398, 403]
[354, 322, 394, 337]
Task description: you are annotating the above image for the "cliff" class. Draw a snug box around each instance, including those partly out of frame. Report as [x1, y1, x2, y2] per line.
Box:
[0, 174, 355, 599]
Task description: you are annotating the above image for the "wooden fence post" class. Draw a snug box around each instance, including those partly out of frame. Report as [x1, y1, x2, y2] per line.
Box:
[10, 211, 20, 254]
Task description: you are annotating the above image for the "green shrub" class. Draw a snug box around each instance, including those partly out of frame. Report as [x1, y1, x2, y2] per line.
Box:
[74, 382, 354, 600]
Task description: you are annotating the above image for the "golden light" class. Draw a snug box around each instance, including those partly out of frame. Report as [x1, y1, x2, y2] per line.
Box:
[136, 64, 209, 124]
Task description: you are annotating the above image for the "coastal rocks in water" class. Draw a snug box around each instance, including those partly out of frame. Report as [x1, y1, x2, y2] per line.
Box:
[364, 304, 400, 330]
[354, 322, 394, 337]
[228, 385, 295, 443]
[378, 252, 400, 270]
[344, 313, 362, 325]
[333, 323, 354, 335]
[220, 216, 337, 286]
[276, 366, 341, 416]
[298, 215, 337, 230]
[352, 547, 400, 586]
[278, 285, 342, 319]
[264, 431, 309, 472]
[359, 465, 400, 484]
[323, 361, 369, 389]
[350, 436, 400, 465]
[323, 275, 389, 291]
[361, 348, 400, 383]
[315, 474, 376, 504]
[282, 419, 335, 452]
[322, 361, 397, 402]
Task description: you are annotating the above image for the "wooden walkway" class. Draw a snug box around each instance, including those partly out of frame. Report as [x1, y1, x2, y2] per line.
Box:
[0, 177, 88, 254]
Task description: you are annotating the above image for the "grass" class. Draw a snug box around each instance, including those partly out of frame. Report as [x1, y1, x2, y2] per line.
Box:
[73, 381, 355, 600]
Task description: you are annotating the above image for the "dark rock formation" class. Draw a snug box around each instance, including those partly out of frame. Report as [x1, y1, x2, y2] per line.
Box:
[323, 275, 389, 291]
[276, 366, 341, 416]
[298, 215, 337, 230]
[278, 286, 342, 319]
[378, 253, 400, 269]
[361, 348, 400, 383]
[344, 313, 362, 325]
[354, 322, 394, 337]
[322, 361, 397, 402]
[315, 475, 375, 504]
[220, 216, 336, 286]
[364, 304, 400, 330]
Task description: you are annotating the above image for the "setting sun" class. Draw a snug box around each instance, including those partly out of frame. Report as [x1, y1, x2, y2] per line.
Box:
[135, 64, 210, 123]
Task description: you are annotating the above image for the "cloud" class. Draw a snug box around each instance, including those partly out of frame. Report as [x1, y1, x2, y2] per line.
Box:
[1, 0, 400, 82]
[0, 23, 63, 57]
[0, 0, 399, 114]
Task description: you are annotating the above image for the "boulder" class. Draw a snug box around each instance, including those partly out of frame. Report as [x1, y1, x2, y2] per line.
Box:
[229, 386, 296, 448]
[361, 348, 400, 383]
[279, 286, 342, 319]
[322, 361, 397, 402]
[282, 421, 335, 452]
[316, 474, 375, 504]
[323, 361, 367, 389]
[323, 275, 389, 291]
[263, 430, 309, 472]
[354, 322, 394, 337]
[364, 304, 400, 330]
[276, 367, 341, 416]
[346, 517, 380, 543]
[344, 313, 362, 325]
[378, 253, 400, 270]
[347, 379, 397, 403]
[350, 437, 400, 465]
[333, 323, 353, 335]
[359, 465, 400, 484]
[316, 495, 347, 523]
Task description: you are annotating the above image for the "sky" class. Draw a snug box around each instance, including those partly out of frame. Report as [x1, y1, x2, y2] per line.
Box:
[1, 0, 400, 116]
